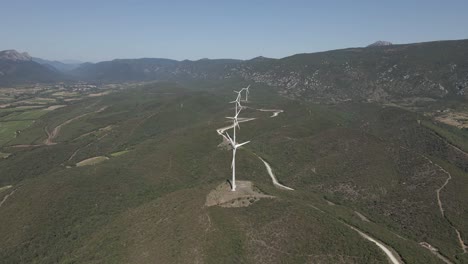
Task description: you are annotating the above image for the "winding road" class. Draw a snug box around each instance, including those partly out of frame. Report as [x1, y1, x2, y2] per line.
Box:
[420, 242, 454, 264]
[0, 189, 16, 208]
[310, 205, 403, 264]
[256, 156, 294, 190]
[419, 153, 468, 253]
[400, 146, 468, 255]
[349, 225, 402, 264]
[216, 117, 257, 139]
[44, 106, 107, 145]
[256, 108, 284, 118]
[10, 106, 108, 148]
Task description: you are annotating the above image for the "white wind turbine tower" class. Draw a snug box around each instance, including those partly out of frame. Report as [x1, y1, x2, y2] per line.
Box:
[243, 85, 250, 102]
[225, 125, 250, 191]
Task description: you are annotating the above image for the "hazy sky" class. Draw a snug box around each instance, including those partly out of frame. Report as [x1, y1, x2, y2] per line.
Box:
[2, 0, 467, 62]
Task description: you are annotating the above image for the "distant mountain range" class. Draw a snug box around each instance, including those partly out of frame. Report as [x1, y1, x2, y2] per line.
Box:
[60, 59, 84, 65]
[32, 57, 82, 72]
[0, 50, 64, 85]
[1, 39, 468, 103]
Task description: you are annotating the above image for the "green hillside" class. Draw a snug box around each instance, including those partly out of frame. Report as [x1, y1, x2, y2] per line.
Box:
[0, 81, 467, 263]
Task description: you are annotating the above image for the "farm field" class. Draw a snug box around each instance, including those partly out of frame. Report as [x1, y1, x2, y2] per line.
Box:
[0, 120, 34, 145]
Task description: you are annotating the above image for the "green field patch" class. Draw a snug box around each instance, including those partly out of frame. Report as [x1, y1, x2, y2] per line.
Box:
[0, 106, 44, 113]
[64, 98, 82, 102]
[0, 108, 21, 114]
[74, 125, 113, 141]
[45, 105, 66, 110]
[0, 107, 36, 114]
[422, 120, 468, 152]
[19, 97, 56, 105]
[88, 91, 111, 97]
[0, 185, 12, 193]
[0, 120, 34, 146]
[1, 109, 49, 121]
[110, 150, 130, 157]
[76, 156, 109, 167]
[52, 91, 79, 97]
[0, 152, 11, 159]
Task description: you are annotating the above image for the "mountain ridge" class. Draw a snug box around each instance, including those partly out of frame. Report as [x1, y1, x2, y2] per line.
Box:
[0, 51, 64, 85]
[1, 39, 468, 104]
[69, 39, 468, 103]
[32, 57, 81, 72]
[0, 50, 32, 61]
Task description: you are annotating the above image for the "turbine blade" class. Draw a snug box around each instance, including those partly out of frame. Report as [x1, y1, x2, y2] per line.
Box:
[225, 132, 234, 144]
[236, 141, 250, 148]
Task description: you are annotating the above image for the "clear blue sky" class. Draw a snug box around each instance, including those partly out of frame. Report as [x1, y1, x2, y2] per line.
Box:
[2, 0, 467, 62]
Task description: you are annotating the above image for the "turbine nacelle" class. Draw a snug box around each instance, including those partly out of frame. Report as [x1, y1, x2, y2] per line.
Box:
[244, 85, 250, 101]
[226, 117, 241, 129]
[233, 90, 242, 101]
[229, 95, 242, 106]
[224, 131, 249, 148]
[237, 85, 250, 102]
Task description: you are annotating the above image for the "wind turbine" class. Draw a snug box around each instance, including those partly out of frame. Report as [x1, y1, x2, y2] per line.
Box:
[243, 85, 250, 102]
[223, 85, 251, 191]
[230, 90, 243, 111]
[225, 130, 250, 191]
[226, 90, 244, 146]
[226, 97, 242, 125]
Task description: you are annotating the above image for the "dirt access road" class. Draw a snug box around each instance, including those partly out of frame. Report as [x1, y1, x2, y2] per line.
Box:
[44, 106, 107, 145]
